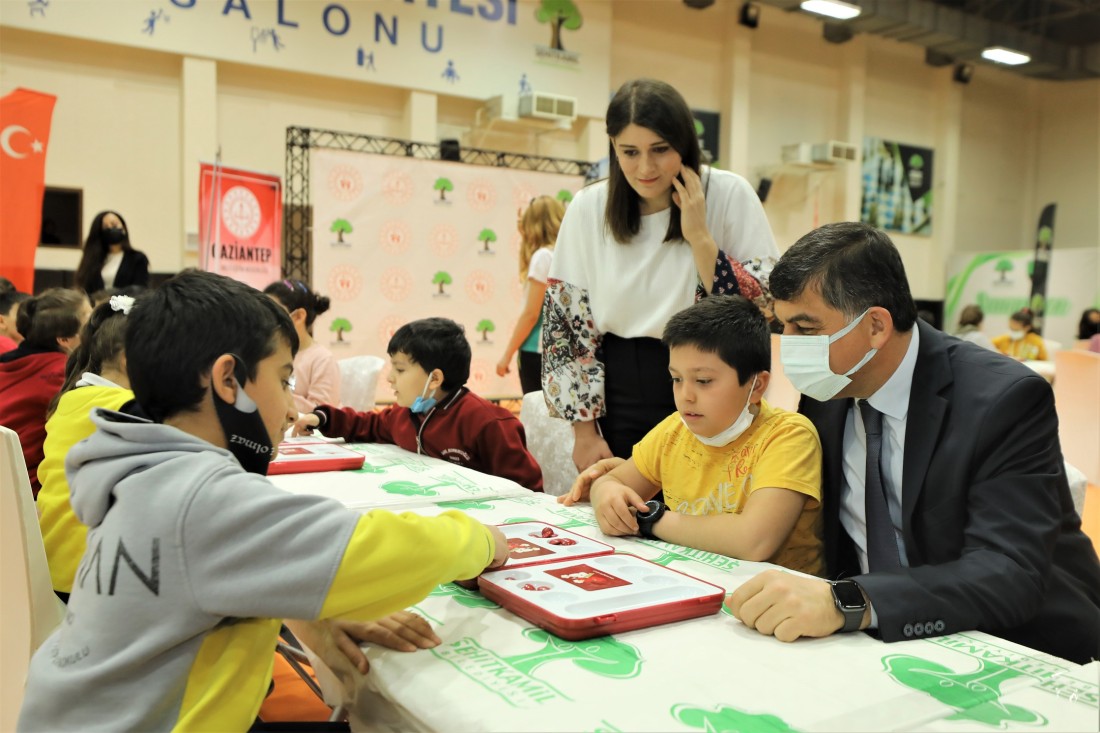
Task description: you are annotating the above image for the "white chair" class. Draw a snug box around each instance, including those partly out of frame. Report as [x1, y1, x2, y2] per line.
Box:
[1, 426, 65, 730]
[337, 355, 385, 411]
[763, 333, 801, 412]
[519, 391, 579, 497]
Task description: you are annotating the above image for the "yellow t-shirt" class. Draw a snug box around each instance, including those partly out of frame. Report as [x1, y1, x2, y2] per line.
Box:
[992, 332, 1048, 361]
[632, 399, 824, 576]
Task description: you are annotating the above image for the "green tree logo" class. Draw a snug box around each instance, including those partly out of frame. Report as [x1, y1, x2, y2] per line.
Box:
[379, 479, 450, 497]
[883, 655, 1046, 727]
[330, 218, 353, 244]
[429, 582, 501, 609]
[502, 628, 642, 678]
[352, 460, 393, 475]
[556, 189, 573, 204]
[434, 177, 454, 201]
[478, 227, 497, 253]
[436, 499, 494, 511]
[329, 317, 352, 342]
[432, 271, 453, 295]
[1030, 293, 1045, 313]
[994, 258, 1014, 283]
[1038, 225, 1053, 245]
[477, 319, 496, 342]
[671, 703, 798, 733]
[536, 0, 583, 51]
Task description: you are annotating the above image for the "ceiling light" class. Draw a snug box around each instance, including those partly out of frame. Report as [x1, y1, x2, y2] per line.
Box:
[981, 47, 1030, 65]
[800, 0, 861, 20]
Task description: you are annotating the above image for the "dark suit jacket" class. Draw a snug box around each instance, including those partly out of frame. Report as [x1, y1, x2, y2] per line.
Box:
[83, 249, 150, 294]
[801, 320, 1100, 664]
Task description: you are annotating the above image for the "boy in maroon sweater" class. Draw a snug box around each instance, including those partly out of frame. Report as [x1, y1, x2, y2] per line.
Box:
[295, 317, 543, 491]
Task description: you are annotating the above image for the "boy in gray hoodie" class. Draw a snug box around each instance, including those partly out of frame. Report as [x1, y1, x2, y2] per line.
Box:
[18, 270, 508, 732]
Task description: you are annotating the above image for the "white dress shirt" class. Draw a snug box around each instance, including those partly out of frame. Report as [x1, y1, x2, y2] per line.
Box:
[840, 325, 921, 574]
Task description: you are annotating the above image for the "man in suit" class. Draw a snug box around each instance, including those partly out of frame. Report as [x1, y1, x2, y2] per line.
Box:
[728, 222, 1100, 664]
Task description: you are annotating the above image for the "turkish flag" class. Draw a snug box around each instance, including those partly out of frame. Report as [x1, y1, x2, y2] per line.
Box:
[0, 88, 56, 292]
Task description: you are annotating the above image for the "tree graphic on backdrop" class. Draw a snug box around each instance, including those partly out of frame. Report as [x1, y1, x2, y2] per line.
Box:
[995, 258, 1014, 283]
[432, 271, 453, 295]
[330, 317, 352, 342]
[536, 0, 583, 51]
[434, 177, 454, 201]
[330, 218, 353, 244]
[478, 228, 497, 253]
[477, 319, 495, 341]
[556, 189, 573, 204]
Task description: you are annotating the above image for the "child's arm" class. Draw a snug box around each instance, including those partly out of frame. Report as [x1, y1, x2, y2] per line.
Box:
[294, 403, 396, 444]
[476, 416, 545, 491]
[589, 459, 661, 536]
[645, 488, 809, 561]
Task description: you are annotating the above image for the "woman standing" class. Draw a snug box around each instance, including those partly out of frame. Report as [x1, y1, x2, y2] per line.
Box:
[543, 78, 778, 471]
[496, 195, 565, 394]
[75, 210, 150, 295]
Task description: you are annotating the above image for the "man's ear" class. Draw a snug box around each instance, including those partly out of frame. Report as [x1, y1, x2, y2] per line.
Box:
[210, 354, 240, 405]
[868, 306, 895, 348]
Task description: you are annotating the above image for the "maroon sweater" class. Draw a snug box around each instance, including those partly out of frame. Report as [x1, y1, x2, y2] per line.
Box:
[0, 347, 67, 497]
[317, 387, 543, 492]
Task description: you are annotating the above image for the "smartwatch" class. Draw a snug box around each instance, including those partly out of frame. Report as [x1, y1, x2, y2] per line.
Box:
[636, 500, 668, 539]
[830, 579, 867, 633]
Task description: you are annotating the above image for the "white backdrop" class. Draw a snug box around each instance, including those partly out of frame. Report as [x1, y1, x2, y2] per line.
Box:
[311, 148, 583, 402]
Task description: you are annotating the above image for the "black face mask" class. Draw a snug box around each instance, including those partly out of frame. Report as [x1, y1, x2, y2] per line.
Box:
[211, 355, 274, 475]
[102, 227, 126, 246]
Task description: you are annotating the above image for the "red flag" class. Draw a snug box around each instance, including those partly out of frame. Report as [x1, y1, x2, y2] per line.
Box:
[0, 88, 56, 292]
[199, 163, 283, 290]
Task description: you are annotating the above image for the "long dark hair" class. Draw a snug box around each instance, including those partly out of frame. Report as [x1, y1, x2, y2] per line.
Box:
[46, 296, 137, 418]
[263, 279, 331, 332]
[605, 79, 702, 244]
[76, 210, 133, 292]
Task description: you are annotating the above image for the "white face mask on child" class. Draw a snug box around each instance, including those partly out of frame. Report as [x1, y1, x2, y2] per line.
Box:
[680, 376, 757, 448]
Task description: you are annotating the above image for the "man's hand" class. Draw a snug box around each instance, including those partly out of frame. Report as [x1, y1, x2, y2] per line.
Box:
[558, 457, 625, 506]
[327, 613, 441, 674]
[292, 412, 320, 437]
[725, 570, 849, 642]
[591, 479, 649, 536]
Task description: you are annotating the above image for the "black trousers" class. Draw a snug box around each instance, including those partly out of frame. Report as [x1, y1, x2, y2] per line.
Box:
[597, 334, 676, 459]
[518, 350, 542, 395]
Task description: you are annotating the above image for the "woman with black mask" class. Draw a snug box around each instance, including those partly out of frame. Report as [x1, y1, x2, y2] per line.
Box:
[75, 210, 150, 294]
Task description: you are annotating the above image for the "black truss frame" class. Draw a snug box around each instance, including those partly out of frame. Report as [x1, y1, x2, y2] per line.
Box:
[283, 126, 593, 282]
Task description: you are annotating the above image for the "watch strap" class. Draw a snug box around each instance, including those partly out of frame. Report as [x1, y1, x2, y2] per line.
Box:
[636, 500, 667, 539]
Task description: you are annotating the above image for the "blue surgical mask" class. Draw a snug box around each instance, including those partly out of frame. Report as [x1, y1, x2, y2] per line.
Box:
[410, 373, 438, 414]
[780, 309, 878, 402]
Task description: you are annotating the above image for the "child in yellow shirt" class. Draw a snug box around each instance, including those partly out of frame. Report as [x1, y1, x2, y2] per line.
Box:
[561, 295, 824, 575]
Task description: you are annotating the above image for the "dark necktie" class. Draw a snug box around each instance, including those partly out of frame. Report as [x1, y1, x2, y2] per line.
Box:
[859, 401, 902, 572]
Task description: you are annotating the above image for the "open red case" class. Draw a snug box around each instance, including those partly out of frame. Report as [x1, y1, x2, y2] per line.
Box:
[497, 521, 615, 568]
[267, 440, 366, 475]
[480, 544, 726, 640]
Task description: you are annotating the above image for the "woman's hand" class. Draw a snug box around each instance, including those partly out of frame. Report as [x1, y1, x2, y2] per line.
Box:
[571, 421, 614, 473]
[495, 356, 512, 377]
[671, 166, 712, 248]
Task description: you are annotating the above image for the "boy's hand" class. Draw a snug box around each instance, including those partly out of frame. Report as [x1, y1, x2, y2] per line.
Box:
[725, 570, 853, 642]
[486, 523, 509, 569]
[327, 613, 441, 674]
[591, 479, 649, 536]
[292, 412, 320, 436]
[558, 457, 625, 506]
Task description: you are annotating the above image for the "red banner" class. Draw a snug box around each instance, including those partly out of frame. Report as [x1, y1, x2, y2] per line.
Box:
[0, 88, 56, 292]
[199, 163, 282, 290]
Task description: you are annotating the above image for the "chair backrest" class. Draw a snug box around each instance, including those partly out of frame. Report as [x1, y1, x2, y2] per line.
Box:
[337, 355, 385, 412]
[519, 391, 578, 497]
[1054, 350, 1100, 485]
[0, 426, 65, 730]
[763, 333, 801, 412]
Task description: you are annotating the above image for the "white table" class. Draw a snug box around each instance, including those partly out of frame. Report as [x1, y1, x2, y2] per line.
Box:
[292, 490, 1099, 733]
[267, 443, 533, 509]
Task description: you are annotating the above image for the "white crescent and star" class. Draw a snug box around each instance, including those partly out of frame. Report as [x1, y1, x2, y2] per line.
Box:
[1, 125, 45, 159]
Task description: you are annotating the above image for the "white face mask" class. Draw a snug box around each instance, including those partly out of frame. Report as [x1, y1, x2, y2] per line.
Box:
[681, 376, 757, 448]
[780, 309, 877, 402]
[1008, 330, 1025, 341]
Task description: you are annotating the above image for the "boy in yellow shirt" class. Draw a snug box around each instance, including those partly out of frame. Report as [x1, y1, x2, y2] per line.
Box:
[561, 295, 824, 575]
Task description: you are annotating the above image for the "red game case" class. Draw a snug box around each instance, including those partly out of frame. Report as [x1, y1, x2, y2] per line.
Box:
[497, 522, 615, 569]
[478, 553, 725, 640]
[267, 441, 366, 475]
